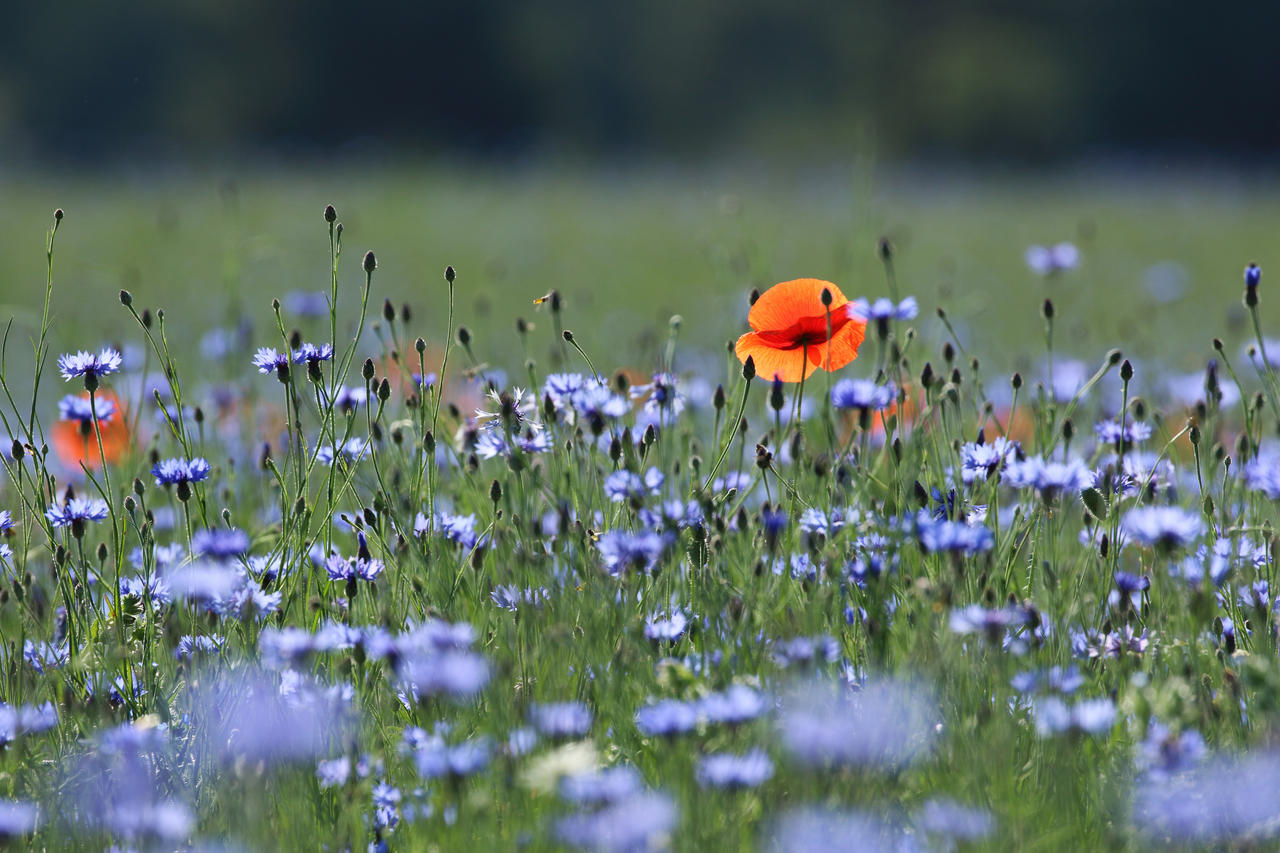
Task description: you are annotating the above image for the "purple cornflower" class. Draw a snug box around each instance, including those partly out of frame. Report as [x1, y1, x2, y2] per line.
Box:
[598, 529, 669, 576]
[697, 750, 774, 789]
[45, 497, 109, 531]
[1004, 457, 1094, 500]
[604, 470, 647, 503]
[192, 527, 250, 561]
[1032, 696, 1116, 737]
[1025, 242, 1079, 275]
[252, 347, 289, 375]
[635, 699, 699, 736]
[560, 766, 644, 805]
[1137, 720, 1206, 778]
[916, 514, 994, 555]
[292, 342, 334, 365]
[960, 436, 1018, 484]
[556, 792, 677, 852]
[151, 457, 212, 487]
[1095, 418, 1152, 448]
[530, 702, 593, 739]
[949, 604, 1028, 641]
[1123, 506, 1203, 552]
[698, 685, 768, 725]
[57, 348, 122, 382]
[830, 379, 895, 410]
[58, 394, 116, 424]
[849, 296, 919, 322]
[778, 677, 937, 769]
[644, 610, 689, 642]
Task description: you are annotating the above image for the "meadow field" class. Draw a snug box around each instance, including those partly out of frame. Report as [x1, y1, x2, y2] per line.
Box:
[0, 165, 1279, 850]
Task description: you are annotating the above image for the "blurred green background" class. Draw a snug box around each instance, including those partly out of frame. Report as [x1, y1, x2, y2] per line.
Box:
[0, 2, 1276, 377]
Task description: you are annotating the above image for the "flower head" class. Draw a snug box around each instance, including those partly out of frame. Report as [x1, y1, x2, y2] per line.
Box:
[57, 348, 122, 382]
[735, 279, 867, 383]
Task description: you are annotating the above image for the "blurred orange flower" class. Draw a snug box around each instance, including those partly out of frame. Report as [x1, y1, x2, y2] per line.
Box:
[735, 279, 867, 383]
[51, 391, 130, 469]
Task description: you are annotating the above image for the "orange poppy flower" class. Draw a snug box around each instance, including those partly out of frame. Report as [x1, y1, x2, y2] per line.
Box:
[735, 279, 867, 383]
[51, 391, 130, 469]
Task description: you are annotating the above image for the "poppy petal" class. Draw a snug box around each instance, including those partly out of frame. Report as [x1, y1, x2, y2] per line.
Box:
[807, 317, 867, 371]
[748, 279, 848, 333]
[735, 332, 814, 383]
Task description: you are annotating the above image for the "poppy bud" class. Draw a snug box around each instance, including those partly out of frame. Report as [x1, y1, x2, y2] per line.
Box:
[378, 378, 391, 402]
[561, 329, 574, 343]
[877, 236, 893, 261]
[54, 208, 64, 222]
[748, 288, 760, 306]
[363, 358, 376, 382]
[1041, 299, 1054, 320]
[820, 288, 833, 307]
[458, 326, 472, 346]
[742, 355, 756, 381]
[490, 478, 502, 506]
[10, 439, 22, 461]
[1120, 359, 1134, 382]
[713, 384, 726, 410]
[120, 289, 132, 307]
[364, 251, 377, 274]
[324, 204, 337, 223]
[1107, 349, 1123, 365]
[382, 299, 395, 322]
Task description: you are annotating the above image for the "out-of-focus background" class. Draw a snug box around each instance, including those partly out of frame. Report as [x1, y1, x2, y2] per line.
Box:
[1, 2, 1276, 374]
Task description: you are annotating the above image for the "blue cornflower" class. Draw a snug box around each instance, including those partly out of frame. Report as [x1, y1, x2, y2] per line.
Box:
[1243, 453, 1280, 499]
[316, 757, 351, 789]
[1095, 418, 1152, 448]
[325, 553, 385, 582]
[916, 514, 994, 555]
[635, 698, 699, 736]
[916, 798, 995, 843]
[192, 527, 250, 561]
[771, 635, 839, 667]
[252, 347, 289, 375]
[560, 766, 644, 805]
[1123, 506, 1203, 551]
[0, 801, 37, 837]
[949, 604, 1028, 641]
[960, 436, 1018, 484]
[604, 470, 647, 503]
[697, 750, 774, 789]
[632, 372, 684, 419]
[45, 497, 110, 530]
[58, 394, 116, 424]
[1004, 457, 1094, 500]
[333, 385, 367, 412]
[0, 511, 13, 533]
[430, 511, 481, 548]
[316, 438, 372, 465]
[1138, 720, 1206, 779]
[1032, 696, 1116, 737]
[1025, 242, 1079, 276]
[1010, 665, 1084, 695]
[152, 457, 212, 487]
[849, 296, 919, 321]
[778, 678, 937, 769]
[397, 650, 491, 699]
[530, 702, 593, 738]
[372, 780, 401, 829]
[293, 342, 334, 365]
[556, 792, 676, 852]
[698, 685, 768, 725]
[598, 529, 669, 575]
[490, 584, 548, 611]
[410, 736, 491, 780]
[57, 348, 123, 382]
[644, 610, 689, 642]
[284, 290, 329, 316]
[174, 634, 223, 660]
[830, 378, 895, 410]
